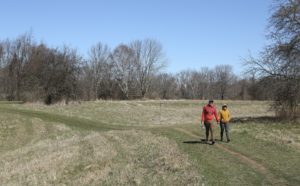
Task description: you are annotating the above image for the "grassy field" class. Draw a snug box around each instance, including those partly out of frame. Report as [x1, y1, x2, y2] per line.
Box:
[0, 100, 299, 185]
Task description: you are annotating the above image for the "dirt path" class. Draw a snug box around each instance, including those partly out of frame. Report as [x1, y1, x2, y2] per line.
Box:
[174, 127, 288, 186]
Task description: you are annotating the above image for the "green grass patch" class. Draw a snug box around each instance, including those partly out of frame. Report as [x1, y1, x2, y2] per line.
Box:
[150, 126, 267, 186]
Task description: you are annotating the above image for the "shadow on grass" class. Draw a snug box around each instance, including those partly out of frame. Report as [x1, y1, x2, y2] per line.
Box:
[231, 116, 282, 124]
[183, 139, 211, 145]
[183, 138, 229, 145]
[0, 101, 24, 104]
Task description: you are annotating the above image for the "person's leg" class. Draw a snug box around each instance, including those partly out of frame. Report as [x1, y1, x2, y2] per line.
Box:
[225, 123, 230, 142]
[204, 122, 210, 142]
[220, 123, 224, 141]
[209, 124, 215, 144]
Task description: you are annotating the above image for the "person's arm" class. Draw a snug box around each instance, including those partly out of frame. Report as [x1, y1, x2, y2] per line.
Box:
[201, 107, 205, 128]
[201, 107, 205, 125]
[218, 111, 222, 123]
[214, 108, 219, 123]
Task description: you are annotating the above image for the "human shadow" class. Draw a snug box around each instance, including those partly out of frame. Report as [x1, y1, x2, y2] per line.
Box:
[183, 139, 209, 145]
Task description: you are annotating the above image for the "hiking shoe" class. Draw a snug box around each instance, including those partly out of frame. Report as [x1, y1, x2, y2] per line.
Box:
[212, 141, 215, 145]
[227, 139, 231, 143]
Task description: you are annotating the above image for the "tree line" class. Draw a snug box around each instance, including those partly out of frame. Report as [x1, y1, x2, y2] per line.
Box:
[0, 34, 265, 103]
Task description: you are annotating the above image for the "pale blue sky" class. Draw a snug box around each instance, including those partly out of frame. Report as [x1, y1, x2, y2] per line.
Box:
[0, 0, 272, 75]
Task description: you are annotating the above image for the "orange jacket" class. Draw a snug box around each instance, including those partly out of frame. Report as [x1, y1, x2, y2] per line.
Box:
[202, 104, 219, 122]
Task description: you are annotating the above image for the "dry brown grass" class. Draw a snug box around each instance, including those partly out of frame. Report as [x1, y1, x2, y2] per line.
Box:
[0, 112, 202, 185]
[15, 100, 273, 127]
[1, 100, 285, 185]
[232, 124, 300, 151]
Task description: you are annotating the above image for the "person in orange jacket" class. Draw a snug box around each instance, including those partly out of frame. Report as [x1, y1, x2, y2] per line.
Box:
[201, 100, 219, 145]
[219, 104, 231, 142]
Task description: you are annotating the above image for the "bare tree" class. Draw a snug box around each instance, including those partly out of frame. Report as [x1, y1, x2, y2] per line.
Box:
[0, 42, 5, 99]
[245, 0, 300, 118]
[177, 70, 205, 99]
[0, 42, 3, 67]
[0, 33, 33, 100]
[199, 67, 214, 99]
[152, 73, 177, 99]
[88, 42, 111, 99]
[0, 40, 11, 99]
[35, 46, 81, 104]
[214, 65, 235, 100]
[111, 44, 137, 99]
[13, 33, 33, 100]
[22, 44, 49, 101]
[176, 70, 192, 99]
[130, 39, 166, 98]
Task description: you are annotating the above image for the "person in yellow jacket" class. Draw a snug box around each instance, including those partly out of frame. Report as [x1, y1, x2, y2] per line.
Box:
[219, 104, 231, 142]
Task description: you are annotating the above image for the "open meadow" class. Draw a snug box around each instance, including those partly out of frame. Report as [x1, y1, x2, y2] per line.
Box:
[0, 100, 299, 185]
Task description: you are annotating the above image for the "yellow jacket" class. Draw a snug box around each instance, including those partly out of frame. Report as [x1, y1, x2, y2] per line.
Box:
[219, 109, 231, 123]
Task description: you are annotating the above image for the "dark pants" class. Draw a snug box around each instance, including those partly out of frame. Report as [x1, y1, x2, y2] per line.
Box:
[204, 121, 214, 141]
[220, 122, 230, 141]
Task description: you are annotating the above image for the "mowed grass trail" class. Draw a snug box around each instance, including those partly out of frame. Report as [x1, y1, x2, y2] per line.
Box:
[0, 102, 202, 185]
[0, 100, 299, 185]
[159, 123, 300, 185]
[8, 100, 273, 126]
[0, 111, 201, 185]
